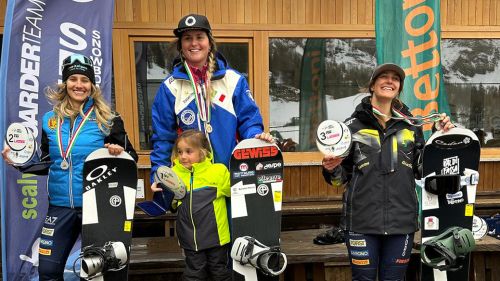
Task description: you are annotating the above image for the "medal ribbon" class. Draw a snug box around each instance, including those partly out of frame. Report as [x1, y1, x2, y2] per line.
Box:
[184, 61, 211, 124]
[372, 105, 442, 127]
[56, 106, 95, 163]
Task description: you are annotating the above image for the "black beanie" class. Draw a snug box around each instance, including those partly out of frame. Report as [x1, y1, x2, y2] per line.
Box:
[62, 54, 96, 85]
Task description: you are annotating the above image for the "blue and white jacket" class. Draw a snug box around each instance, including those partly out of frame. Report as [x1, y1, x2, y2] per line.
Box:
[40, 98, 137, 208]
[150, 53, 264, 182]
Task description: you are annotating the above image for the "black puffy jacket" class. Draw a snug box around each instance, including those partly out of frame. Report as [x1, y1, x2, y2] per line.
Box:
[323, 96, 425, 235]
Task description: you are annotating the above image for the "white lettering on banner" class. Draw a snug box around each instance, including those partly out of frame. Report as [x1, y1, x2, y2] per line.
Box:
[58, 25, 103, 85]
[17, 0, 46, 138]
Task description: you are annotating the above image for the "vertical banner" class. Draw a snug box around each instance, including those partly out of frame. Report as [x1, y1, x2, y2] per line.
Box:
[376, 0, 450, 138]
[0, 0, 114, 280]
[299, 39, 327, 151]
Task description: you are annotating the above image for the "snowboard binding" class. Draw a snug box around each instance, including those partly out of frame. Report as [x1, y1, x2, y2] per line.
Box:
[231, 236, 288, 276]
[76, 241, 128, 279]
[424, 170, 479, 196]
[421, 226, 475, 271]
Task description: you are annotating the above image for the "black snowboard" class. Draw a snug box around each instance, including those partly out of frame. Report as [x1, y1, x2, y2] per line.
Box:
[420, 128, 480, 281]
[230, 139, 284, 280]
[81, 148, 138, 280]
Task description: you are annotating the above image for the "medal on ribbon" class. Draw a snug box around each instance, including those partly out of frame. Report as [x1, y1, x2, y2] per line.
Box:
[184, 62, 212, 134]
[56, 107, 95, 170]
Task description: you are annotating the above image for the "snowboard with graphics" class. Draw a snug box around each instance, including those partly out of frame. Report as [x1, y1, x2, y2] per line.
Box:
[420, 128, 480, 281]
[230, 139, 284, 281]
[81, 148, 137, 281]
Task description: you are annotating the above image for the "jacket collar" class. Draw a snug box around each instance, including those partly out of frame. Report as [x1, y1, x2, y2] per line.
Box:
[173, 154, 213, 173]
[171, 52, 228, 81]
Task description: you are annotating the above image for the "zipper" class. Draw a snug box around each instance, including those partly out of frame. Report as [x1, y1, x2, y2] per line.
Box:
[348, 173, 359, 230]
[188, 170, 198, 251]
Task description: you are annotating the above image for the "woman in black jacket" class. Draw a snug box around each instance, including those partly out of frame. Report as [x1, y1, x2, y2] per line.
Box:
[322, 63, 453, 281]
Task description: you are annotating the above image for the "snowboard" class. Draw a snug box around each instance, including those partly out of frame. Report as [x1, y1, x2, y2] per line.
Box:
[420, 128, 480, 281]
[81, 148, 138, 280]
[230, 139, 284, 281]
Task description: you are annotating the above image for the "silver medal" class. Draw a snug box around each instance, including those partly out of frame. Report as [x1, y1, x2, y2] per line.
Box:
[61, 159, 69, 170]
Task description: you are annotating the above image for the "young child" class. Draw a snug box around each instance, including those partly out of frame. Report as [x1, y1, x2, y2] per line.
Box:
[169, 130, 231, 281]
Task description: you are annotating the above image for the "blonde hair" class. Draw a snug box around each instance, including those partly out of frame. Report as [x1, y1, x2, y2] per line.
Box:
[176, 31, 218, 109]
[45, 82, 114, 134]
[172, 130, 212, 163]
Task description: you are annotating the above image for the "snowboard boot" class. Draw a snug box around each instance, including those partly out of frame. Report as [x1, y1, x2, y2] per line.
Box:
[421, 226, 475, 271]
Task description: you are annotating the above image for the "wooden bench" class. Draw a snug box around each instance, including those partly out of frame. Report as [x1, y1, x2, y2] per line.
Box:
[128, 228, 500, 281]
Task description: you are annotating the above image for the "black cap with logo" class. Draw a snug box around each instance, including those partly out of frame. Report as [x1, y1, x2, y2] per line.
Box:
[174, 14, 212, 37]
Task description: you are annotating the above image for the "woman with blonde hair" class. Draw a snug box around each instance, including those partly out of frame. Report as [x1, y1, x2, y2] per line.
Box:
[2, 53, 137, 280]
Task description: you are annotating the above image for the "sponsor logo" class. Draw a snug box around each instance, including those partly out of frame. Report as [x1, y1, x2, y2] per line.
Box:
[351, 258, 370, 265]
[110, 195, 122, 207]
[257, 174, 282, 184]
[442, 156, 459, 175]
[256, 161, 282, 171]
[257, 184, 269, 196]
[185, 15, 196, 26]
[239, 163, 249, 172]
[168, 76, 175, 84]
[447, 198, 465, 205]
[232, 171, 256, 178]
[349, 239, 366, 247]
[41, 227, 54, 237]
[395, 258, 410, 264]
[402, 160, 412, 169]
[350, 250, 369, 257]
[48, 117, 57, 130]
[39, 248, 52, 256]
[345, 118, 356, 126]
[180, 109, 196, 125]
[40, 239, 53, 247]
[424, 216, 439, 230]
[435, 137, 470, 147]
[44, 216, 58, 226]
[233, 146, 279, 160]
[446, 191, 463, 200]
[85, 165, 118, 191]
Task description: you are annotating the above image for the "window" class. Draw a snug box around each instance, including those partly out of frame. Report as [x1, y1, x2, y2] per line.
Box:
[133, 40, 249, 150]
[269, 38, 376, 153]
[442, 39, 500, 147]
[269, 37, 500, 155]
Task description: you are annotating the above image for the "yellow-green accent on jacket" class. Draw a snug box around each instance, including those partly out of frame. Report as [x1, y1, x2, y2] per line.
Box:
[172, 156, 231, 251]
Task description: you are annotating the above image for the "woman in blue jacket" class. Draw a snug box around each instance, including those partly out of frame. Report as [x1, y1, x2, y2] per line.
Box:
[150, 14, 272, 189]
[3, 54, 137, 280]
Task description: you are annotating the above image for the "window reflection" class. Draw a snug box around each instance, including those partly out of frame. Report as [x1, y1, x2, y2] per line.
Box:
[269, 38, 500, 152]
[442, 39, 500, 147]
[134, 41, 249, 150]
[269, 38, 376, 152]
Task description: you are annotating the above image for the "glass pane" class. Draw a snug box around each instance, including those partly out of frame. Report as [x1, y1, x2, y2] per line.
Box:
[134, 41, 249, 150]
[269, 38, 376, 152]
[442, 39, 500, 147]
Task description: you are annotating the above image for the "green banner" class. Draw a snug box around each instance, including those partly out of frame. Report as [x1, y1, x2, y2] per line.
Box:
[376, 0, 450, 138]
[299, 39, 327, 151]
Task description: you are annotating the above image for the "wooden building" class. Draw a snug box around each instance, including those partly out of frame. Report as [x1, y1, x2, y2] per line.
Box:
[1, 1, 500, 280]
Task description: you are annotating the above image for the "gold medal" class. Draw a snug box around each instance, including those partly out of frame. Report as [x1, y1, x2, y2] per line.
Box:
[61, 159, 69, 170]
[206, 123, 213, 133]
